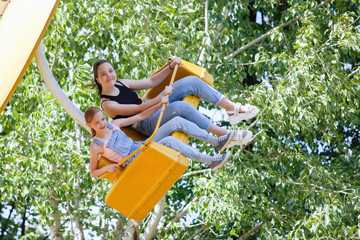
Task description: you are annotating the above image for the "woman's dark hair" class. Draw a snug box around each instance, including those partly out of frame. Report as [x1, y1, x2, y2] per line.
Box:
[92, 59, 112, 96]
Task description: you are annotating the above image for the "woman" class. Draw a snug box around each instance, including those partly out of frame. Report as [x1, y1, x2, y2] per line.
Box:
[92, 57, 258, 147]
[85, 97, 250, 177]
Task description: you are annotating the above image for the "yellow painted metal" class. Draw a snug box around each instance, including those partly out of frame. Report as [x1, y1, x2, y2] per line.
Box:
[142, 59, 214, 100]
[0, 0, 60, 113]
[105, 142, 188, 221]
[98, 60, 214, 220]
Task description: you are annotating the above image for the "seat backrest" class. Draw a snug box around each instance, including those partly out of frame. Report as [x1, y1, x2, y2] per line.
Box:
[142, 59, 214, 100]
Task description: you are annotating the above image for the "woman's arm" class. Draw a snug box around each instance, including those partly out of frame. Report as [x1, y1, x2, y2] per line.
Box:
[89, 144, 120, 178]
[102, 92, 164, 119]
[120, 57, 182, 90]
[111, 96, 169, 128]
[102, 84, 173, 119]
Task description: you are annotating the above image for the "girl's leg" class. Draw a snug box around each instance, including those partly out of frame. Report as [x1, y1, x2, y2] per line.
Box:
[152, 116, 213, 143]
[157, 136, 231, 171]
[152, 116, 233, 151]
[157, 136, 199, 160]
[208, 124, 228, 137]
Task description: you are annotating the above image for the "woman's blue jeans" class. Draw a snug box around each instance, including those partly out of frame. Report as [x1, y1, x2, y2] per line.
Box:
[135, 76, 224, 137]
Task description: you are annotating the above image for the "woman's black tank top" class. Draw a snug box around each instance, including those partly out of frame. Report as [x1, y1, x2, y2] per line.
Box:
[101, 81, 142, 119]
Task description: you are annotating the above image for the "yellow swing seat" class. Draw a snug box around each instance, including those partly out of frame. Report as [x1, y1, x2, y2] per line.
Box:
[98, 59, 214, 221]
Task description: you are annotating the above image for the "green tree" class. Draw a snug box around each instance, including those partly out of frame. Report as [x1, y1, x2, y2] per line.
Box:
[1, 0, 359, 239]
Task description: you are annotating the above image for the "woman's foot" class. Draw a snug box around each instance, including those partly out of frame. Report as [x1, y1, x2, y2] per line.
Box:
[208, 152, 231, 171]
[226, 130, 253, 148]
[227, 103, 259, 125]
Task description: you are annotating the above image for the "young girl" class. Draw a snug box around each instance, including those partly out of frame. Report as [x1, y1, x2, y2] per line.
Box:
[85, 97, 253, 178]
[92, 57, 258, 147]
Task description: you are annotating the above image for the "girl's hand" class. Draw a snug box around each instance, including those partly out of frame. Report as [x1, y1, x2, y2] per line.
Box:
[104, 163, 120, 172]
[161, 96, 169, 106]
[170, 57, 183, 68]
[163, 86, 174, 96]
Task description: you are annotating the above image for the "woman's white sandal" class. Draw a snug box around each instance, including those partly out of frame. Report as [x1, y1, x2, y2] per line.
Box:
[227, 103, 259, 125]
[226, 130, 253, 148]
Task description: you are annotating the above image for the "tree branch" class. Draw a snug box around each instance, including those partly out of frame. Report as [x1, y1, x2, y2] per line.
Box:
[292, 182, 358, 197]
[348, 67, 359, 78]
[225, 19, 295, 60]
[189, 225, 212, 240]
[248, 106, 268, 130]
[240, 220, 266, 240]
[9, 153, 36, 161]
[8, 122, 44, 144]
[180, 169, 210, 179]
[302, 99, 316, 108]
[163, 197, 199, 234]
[353, 173, 360, 178]
[224, 0, 331, 60]
[236, 59, 270, 66]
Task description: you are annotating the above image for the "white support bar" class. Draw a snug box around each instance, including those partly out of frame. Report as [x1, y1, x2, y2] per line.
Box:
[34, 42, 90, 133]
[0, 0, 9, 17]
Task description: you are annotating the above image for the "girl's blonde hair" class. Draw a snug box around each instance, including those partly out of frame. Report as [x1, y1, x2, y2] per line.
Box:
[84, 107, 103, 137]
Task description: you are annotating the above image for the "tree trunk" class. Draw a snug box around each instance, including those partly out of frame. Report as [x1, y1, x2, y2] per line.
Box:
[143, 196, 166, 240]
[113, 217, 124, 240]
[0, 201, 15, 239]
[197, 0, 235, 65]
[49, 195, 63, 240]
[101, 221, 108, 240]
[74, 192, 85, 240]
[123, 220, 139, 240]
[74, 124, 85, 240]
[197, 0, 210, 65]
[20, 202, 27, 236]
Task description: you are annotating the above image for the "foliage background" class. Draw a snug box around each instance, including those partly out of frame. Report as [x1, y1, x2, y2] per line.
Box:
[0, 0, 359, 239]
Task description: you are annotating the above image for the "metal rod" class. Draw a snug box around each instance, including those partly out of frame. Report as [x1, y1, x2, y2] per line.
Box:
[143, 63, 179, 146]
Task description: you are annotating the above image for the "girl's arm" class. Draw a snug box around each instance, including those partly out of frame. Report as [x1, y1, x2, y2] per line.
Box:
[111, 96, 169, 128]
[89, 144, 121, 178]
[102, 86, 173, 119]
[120, 57, 182, 90]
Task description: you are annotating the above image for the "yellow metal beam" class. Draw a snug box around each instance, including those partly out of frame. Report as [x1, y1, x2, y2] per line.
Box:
[0, 0, 60, 113]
